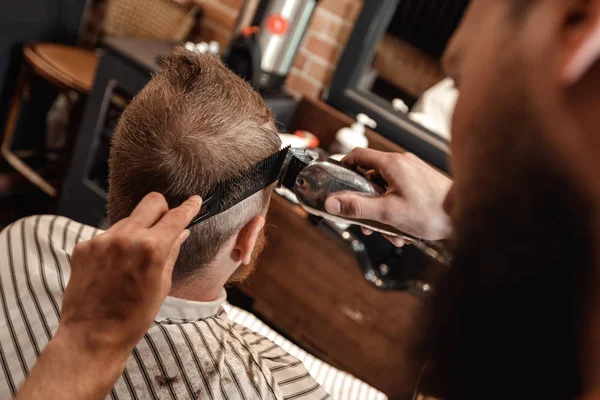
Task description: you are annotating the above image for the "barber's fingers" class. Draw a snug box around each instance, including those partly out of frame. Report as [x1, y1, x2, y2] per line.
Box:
[151, 196, 202, 244]
[342, 148, 401, 183]
[92, 218, 128, 241]
[342, 148, 388, 170]
[163, 229, 190, 282]
[383, 234, 406, 247]
[365, 170, 379, 180]
[325, 192, 401, 223]
[128, 192, 170, 228]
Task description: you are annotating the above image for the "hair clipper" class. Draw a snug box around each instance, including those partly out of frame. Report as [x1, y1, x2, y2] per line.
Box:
[278, 150, 451, 265]
[188, 146, 450, 265]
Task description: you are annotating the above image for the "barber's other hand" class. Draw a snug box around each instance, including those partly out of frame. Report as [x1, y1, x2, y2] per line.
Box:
[325, 149, 453, 246]
[58, 193, 202, 353]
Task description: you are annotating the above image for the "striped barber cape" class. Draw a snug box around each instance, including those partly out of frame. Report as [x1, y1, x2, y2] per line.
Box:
[0, 215, 332, 400]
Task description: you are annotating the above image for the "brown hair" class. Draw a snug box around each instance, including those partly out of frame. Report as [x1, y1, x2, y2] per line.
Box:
[108, 47, 280, 283]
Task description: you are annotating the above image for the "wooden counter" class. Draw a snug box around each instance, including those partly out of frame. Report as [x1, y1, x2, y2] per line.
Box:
[238, 97, 423, 399]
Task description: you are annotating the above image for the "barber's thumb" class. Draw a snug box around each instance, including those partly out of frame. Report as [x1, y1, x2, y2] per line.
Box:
[325, 193, 369, 219]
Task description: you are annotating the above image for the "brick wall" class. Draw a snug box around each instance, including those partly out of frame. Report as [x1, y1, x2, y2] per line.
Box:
[191, 0, 243, 48]
[193, 0, 364, 99]
[283, 0, 363, 98]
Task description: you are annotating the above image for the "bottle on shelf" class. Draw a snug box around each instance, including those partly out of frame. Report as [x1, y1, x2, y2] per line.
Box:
[329, 113, 377, 157]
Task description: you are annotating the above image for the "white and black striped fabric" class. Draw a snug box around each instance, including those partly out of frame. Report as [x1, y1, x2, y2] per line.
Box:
[224, 306, 386, 400]
[0, 215, 336, 400]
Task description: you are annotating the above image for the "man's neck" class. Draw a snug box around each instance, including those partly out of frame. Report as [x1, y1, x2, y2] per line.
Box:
[168, 269, 230, 302]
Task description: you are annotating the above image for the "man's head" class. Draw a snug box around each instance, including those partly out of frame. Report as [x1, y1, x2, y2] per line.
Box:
[108, 48, 280, 286]
[420, 1, 600, 398]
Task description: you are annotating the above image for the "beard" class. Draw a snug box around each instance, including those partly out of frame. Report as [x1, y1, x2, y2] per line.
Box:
[418, 91, 596, 399]
[227, 229, 267, 284]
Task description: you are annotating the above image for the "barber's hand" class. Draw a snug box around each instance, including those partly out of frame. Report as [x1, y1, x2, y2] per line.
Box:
[58, 192, 202, 353]
[16, 193, 202, 400]
[325, 148, 453, 246]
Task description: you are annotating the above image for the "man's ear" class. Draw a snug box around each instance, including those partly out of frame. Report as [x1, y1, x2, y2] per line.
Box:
[561, 0, 600, 85]
[233, 216, 266, 265]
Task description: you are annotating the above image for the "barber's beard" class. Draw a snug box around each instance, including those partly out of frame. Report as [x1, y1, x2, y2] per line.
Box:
[420, 113, 595, 399]
[227, 230, 267, 284]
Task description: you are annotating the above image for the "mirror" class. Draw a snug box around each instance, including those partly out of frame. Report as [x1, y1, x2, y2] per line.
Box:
[328, 0, 469, 170]
[357, 1, 467, 140]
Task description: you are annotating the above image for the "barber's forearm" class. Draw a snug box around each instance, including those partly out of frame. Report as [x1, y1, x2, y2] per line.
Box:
[16, 328, 130, 400]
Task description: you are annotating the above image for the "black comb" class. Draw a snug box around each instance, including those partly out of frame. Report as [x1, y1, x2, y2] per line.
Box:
[187, 146, 292, 228]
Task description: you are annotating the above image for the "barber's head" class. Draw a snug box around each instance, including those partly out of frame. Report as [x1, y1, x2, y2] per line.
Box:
[420, 1, 600, 398]
[108, 48, 280, 286]
[445, 0, 600, 207]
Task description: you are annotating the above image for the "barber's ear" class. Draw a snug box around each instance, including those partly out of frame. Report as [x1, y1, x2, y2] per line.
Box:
[561, 0, 600, 85]
[233, 216, 265, 265]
